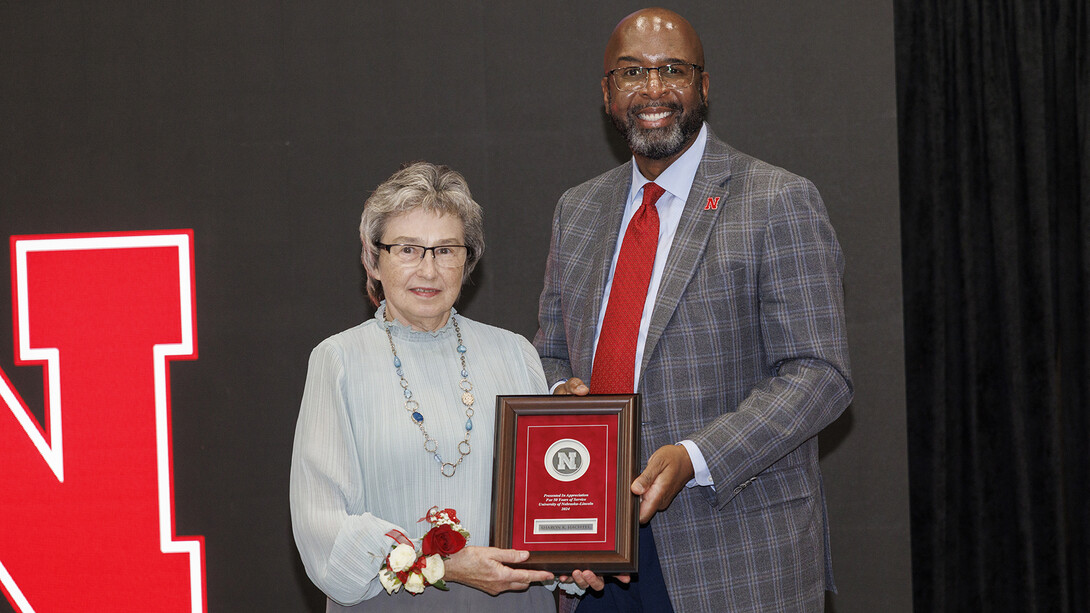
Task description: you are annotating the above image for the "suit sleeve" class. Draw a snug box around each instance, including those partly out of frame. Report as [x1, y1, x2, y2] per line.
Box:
[533, 193, 575, 386]
[689, 177, 853, 508]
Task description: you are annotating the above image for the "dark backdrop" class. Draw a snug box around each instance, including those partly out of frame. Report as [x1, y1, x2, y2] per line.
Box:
[0, 2, 909, 611]
[896, 1, 1089, 611]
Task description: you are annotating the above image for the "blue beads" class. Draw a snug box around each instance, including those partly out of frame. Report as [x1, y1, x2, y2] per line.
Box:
[383, 320, 476, 478]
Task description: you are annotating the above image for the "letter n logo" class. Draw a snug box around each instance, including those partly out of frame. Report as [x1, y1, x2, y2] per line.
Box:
[704, 197, 720, 210]
[0, 231, 207, 612]
[556, 451, 579, 471]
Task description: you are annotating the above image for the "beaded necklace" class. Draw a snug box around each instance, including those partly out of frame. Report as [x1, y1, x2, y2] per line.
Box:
[383, 314, 475, 478]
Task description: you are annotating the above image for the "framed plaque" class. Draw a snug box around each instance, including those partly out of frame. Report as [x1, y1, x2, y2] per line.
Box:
[490, 394, 639, 573]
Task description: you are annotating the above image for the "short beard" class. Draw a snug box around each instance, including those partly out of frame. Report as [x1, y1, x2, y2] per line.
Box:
[609, 92, 707, 160]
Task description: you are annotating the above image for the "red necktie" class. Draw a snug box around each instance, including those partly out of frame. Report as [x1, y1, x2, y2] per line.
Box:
[591, 182, 665, 394]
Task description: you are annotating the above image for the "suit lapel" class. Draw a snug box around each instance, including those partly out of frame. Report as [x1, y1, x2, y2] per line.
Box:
[577, 165, 633, 375]
[641, 135, 734, 378]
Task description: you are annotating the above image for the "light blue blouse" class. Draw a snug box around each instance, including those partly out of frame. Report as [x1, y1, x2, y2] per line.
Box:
[289, 305, 555, 612]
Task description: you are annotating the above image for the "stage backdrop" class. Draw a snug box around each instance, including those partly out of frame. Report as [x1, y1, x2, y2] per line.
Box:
[0, 2, 910, 611]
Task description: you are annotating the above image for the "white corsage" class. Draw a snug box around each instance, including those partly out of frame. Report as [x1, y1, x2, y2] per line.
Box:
[380, 507, 470, 596]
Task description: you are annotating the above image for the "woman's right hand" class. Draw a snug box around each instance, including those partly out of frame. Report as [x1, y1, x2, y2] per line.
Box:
[442, 546, 555, 595]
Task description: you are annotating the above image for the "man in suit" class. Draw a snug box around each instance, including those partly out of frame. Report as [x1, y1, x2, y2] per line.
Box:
[534, 8, 853, 612]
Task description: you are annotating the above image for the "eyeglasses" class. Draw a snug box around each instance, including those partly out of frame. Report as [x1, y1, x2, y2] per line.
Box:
[376, 243, 470, 268]
[606, 63, 703, 91]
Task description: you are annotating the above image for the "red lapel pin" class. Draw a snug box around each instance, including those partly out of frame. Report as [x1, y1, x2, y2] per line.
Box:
[704, 196, 720, 210]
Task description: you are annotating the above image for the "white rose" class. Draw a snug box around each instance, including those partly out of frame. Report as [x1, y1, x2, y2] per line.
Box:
[420, 554, 445, 584]
[404, 571, 426, 594]
[379, 568, 401, 595]
[388, 543, 417, 573]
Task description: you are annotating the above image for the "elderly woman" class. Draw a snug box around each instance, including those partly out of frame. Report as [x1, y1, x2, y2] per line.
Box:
[290, 162, 556, 611]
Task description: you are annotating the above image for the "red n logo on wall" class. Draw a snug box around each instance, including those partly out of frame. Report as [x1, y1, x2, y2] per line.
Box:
[0, 231, 206, 612]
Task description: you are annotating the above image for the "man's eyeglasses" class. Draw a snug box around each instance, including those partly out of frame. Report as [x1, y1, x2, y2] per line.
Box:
[376, 243, 470, 268]
[606, 63, 703, 92]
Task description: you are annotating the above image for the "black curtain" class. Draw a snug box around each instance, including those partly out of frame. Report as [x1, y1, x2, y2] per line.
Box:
[896, 1, 1089, 612]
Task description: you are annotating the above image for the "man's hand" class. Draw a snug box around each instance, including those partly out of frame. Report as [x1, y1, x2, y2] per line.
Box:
[631, 444, 695, 523]
[553, 377, 590, 396]
[558, 569, 631, 591]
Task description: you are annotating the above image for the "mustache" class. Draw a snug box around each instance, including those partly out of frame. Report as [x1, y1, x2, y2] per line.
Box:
[628, 101, 684, 116]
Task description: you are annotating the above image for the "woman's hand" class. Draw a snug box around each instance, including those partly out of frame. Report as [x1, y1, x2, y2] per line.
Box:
[442, 546, 555, 595]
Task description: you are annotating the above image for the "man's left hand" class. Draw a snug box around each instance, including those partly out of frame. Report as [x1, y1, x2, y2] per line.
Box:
[631, 444, 695, 523]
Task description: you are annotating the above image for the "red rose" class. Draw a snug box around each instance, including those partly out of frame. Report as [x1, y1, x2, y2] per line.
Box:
[421, 524, 466, 557]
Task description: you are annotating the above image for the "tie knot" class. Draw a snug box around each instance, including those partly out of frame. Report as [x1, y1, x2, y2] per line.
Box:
[642, 182, 666, 208]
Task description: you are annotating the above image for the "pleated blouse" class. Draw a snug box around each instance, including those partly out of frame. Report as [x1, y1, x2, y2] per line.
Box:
[289, 304, 555, 612]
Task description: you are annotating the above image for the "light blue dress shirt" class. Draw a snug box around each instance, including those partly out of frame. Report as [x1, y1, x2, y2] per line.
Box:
[592, 123, 714, 489]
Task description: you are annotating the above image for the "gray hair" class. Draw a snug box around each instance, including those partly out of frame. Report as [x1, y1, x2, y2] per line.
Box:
[359, 162, 485, 306]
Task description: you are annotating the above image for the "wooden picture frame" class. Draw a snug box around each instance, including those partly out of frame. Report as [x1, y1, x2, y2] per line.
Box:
[490, 394, 639, 573]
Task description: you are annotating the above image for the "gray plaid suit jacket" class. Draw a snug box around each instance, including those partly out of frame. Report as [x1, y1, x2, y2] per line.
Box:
[534, 130, 853, 612]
